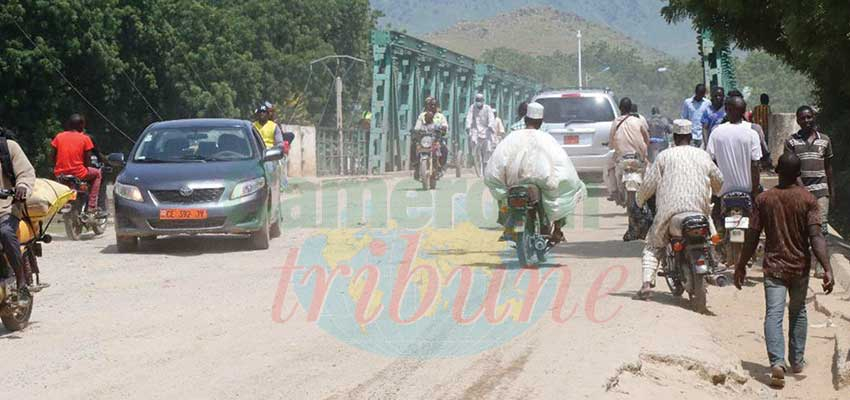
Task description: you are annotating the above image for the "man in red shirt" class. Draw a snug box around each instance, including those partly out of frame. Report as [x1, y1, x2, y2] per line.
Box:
[51, 114, 102, 214]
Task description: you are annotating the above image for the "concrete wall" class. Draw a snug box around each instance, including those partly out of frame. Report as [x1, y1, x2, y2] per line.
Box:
[281, 125, 317, 177]
[767, 113, 800, 165]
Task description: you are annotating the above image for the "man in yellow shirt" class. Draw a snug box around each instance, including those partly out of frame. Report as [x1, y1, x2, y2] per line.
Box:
[253, 104, 283, 149]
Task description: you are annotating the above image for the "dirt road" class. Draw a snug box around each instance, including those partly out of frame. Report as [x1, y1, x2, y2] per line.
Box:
[1, 176, 847, 399]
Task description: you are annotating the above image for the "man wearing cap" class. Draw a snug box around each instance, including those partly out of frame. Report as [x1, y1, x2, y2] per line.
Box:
[414, 97, 449, 175]
[253, 104, 284, 150]
[485, 102, 587, 245]
[466, 93, 496, 176]
[635, 119, 724, 300]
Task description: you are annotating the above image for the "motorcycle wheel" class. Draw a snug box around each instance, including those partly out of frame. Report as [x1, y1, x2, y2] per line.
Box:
[516, 232, 531, 267]
[64, 213, 83, 241]
[686, 268, 708, 314]
[420, 162, 430, 191]
[1, 294, 33, 332]
[725, 242, 741, 267]
[429, 173, 437, 190]
[91, 214, 108, 236]
[665, 253, 685, 297]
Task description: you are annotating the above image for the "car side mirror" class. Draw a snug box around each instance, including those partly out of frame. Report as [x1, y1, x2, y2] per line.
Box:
[263, 147, 284, 162]
[107, 153, 126, 166]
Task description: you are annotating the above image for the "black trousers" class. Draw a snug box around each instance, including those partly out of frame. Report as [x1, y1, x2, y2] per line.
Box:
[0, 214, 22, 280]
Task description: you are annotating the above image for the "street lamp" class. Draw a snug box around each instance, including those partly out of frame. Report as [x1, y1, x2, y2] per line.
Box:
[577, 30, 583, 89]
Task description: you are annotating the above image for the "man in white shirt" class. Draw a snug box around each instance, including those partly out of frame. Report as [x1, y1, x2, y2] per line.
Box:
[706, 96, 762, 198]
[706, 96, 762, 240]
[466, 93, 495, 176]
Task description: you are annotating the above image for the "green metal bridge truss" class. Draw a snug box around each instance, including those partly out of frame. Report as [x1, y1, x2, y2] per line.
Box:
[698, 30, 738, 92]
[368, 30, 541, 174]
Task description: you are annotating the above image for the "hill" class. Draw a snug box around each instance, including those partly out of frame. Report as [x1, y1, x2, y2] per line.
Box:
[370, 0, 697, 59]
[424, 7, 669, 60]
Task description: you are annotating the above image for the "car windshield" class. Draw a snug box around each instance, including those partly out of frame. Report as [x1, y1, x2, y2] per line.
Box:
[132, 127, 254, 162]
[536, 97, 615, 124]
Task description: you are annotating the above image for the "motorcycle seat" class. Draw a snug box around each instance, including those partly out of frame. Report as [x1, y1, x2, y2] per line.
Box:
[669, 212, 707, 237]
[507, 185, 540, 204]
[57, 175, 83, 185]
[722, 191, 753, 210]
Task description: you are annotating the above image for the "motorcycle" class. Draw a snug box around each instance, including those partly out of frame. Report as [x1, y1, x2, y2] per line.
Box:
[618, 154, 651, 240]
[505, 185, 555, 267]
[0, 189, 57, 331]
[662, 212, 725, 313]
[720, 191, 753, 267]
[414, 129, 442, 191]
[57, 155, 109, 240]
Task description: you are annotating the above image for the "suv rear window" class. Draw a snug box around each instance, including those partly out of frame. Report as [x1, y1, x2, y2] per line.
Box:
[536, 97, 615, 124]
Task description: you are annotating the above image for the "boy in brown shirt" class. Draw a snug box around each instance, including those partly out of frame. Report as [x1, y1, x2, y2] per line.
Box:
[734, 152, 835, 389]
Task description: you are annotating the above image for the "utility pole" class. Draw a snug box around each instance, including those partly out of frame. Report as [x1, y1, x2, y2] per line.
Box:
[309, 55, 366, 176]
[577, 30, 583, 89]
[335, 74, 344, 174]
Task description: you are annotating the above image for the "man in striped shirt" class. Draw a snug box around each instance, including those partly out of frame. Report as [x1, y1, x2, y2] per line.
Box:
[784, 105, 835, 277]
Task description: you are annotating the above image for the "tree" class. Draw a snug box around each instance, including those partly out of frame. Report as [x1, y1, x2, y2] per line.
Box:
[662, 0, 850, 234]
[0, 0, 377, 174]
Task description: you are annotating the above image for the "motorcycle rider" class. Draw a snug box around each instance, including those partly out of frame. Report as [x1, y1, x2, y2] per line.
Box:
[485, 102, 586, 244]
[606, 97, 650, 241]
[0, 126, 36, 301]
[51, 114, 103, 216]
[465, 93, 495, 176]
[253, 104, 284, 150]
[635, 120, 724, 300]
[414, 97, 448, 175]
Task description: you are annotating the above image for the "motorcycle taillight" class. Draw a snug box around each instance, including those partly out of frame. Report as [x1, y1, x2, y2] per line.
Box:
[508, 197, 528, 209]
[79, 183, 89, 192]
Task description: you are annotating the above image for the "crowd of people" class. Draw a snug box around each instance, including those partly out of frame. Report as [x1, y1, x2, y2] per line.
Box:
[481, 83, 838, 390]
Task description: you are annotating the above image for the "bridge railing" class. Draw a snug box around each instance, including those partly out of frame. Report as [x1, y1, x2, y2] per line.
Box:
[316, 127, 370, 176]
[368, 30, 542, 175]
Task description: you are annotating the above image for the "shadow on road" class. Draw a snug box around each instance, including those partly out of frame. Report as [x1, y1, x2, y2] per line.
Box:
[608, 290, 718, 316]
[100, 235, 258, 256]
[552, 239, 644, 259]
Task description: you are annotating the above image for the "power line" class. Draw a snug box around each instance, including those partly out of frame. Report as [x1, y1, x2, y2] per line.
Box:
[119, 65, 163, 121]
[12, 20, 136, 143]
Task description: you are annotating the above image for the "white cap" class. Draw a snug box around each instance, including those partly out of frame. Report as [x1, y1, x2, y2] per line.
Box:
[474, 93, 484, 102]
[526, 102, 544, 119]
[672, 119, 692, 135]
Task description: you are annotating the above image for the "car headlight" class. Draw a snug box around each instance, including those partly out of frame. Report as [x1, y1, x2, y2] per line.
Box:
[231, 177, 266, 199]
[420, 136, 434, 148]
[114, 182, 144, 202]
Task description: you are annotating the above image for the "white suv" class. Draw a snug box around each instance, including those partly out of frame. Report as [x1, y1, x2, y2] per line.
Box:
[532, 89, 619, 173]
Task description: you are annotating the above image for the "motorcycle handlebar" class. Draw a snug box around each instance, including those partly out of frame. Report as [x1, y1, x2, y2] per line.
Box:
[0, 189, 16, 200]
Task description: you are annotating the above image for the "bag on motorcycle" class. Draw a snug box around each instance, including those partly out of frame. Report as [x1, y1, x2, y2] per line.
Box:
[25, 178, 74, 220]
[484, 129, 587, 222]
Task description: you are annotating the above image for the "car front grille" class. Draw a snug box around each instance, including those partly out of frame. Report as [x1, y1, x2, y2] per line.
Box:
[148, 217, 227, 230]
[151, 188, 225, 204]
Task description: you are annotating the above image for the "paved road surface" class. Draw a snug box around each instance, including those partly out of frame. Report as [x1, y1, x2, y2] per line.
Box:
[1, 175, 847, 399]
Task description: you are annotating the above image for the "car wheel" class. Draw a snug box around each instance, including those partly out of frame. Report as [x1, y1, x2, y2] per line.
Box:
[269, 219, 281, 238]
[250, 221, 270, 250]
[116, 234, 139, 253]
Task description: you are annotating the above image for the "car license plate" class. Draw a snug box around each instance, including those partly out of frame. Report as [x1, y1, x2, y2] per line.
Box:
[564, 135, 580, 145]
[159, 209, 208, 220]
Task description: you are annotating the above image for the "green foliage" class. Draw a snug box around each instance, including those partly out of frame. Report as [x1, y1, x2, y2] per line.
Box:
[0, 0, 376, 174]
[662, 0, 850, 235]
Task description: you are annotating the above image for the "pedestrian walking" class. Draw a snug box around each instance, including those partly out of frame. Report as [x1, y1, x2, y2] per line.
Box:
[734, 152, 835, 389]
